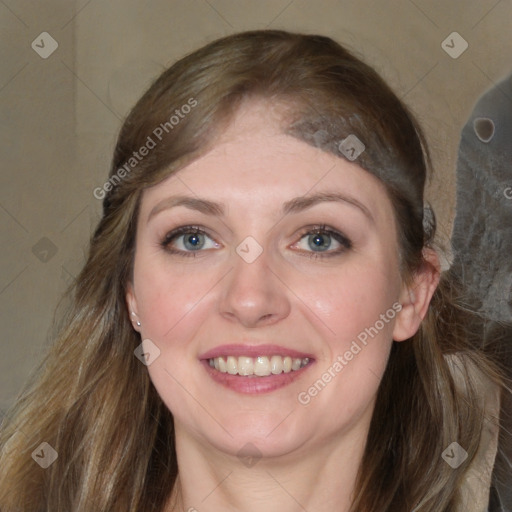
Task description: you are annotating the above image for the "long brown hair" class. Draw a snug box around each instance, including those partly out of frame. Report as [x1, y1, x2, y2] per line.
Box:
[0, 29, 510, 511]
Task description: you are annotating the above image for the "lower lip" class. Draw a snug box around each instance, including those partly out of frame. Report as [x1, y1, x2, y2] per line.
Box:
[200, 360, 314, 394]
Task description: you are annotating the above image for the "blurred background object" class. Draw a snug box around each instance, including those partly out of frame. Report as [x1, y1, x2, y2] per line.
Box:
[450, 72, 512, 511]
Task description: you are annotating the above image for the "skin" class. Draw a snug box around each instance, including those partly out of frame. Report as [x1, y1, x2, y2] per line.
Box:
[126, 100, 439, 512]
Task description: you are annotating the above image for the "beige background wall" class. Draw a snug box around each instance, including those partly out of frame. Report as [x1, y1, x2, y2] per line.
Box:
[1, 0, 511, 414]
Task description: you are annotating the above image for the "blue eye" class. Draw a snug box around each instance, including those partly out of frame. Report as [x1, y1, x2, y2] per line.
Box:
[294, 225, 352, 257]
[161, 226, 219, 256]
[308, 232, 332, 251]
[181, 233, 205, 250]
[160, 224, 352, 259]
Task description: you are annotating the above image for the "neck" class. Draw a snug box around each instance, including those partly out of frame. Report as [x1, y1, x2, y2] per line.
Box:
[166, 422, 369, 512]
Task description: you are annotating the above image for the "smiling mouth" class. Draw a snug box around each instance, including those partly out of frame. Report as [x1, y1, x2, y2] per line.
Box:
[208, 355, 311, 377]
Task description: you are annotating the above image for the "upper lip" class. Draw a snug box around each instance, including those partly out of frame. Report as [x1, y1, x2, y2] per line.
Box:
[199, 344, 314, 360]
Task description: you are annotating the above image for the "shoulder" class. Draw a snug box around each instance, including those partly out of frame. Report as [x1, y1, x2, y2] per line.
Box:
[444, 353, 500, 512]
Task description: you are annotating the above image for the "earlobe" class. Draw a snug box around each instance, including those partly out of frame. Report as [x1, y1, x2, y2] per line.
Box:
[125, 283, 141, 331]
[392, 248, 441, 342]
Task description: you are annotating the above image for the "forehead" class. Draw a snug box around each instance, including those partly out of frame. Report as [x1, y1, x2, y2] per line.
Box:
[139, 99, 395, 224]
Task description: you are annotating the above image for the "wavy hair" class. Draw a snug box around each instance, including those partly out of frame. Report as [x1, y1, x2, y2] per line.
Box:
[0, 29, 510, 511]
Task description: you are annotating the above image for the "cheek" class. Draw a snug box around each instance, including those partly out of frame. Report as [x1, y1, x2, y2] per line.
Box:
[133, 255, 214, 343]
[298, 275, 397, 426]
[298, 261, 400, 348]
[295, 261, 400, 416]
[133, 259, 216, 417]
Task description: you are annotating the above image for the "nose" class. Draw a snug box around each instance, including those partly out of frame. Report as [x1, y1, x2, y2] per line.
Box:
[218, 246, 291, 328]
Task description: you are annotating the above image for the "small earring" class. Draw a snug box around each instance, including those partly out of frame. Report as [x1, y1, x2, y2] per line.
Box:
[131, 311, 141, 327]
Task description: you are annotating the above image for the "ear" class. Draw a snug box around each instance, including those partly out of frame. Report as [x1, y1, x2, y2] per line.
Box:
[392, 248, 441, 342]
[125, 282, 141, 333]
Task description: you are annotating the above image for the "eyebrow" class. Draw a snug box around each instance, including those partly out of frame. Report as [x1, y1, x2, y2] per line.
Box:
[147, 191, 374, 224]
[282, 192, 373, 222]
[148, 196, 224, 223]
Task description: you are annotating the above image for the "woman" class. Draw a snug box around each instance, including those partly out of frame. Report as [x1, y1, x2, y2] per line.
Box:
[0, 30, 509, 512]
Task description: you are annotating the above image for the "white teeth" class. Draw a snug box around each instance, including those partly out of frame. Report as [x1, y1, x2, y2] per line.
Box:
[254, 356, 271, 376]
[291, 358, 301, 371]
[226, 356, 238, 375]
[208, 355, 310, 376]
[238, 356, 254, 376]
[270, 355, 283, 374]
[218, 356, 227, 373]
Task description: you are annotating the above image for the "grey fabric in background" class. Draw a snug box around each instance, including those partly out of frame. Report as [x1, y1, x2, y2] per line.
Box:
[451, 73, 512, 322]
[451, 73, 512, 512]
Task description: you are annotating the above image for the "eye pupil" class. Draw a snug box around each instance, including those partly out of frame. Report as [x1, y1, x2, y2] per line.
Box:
[309, 233, 331, 251]
[184, 233, 203, 250]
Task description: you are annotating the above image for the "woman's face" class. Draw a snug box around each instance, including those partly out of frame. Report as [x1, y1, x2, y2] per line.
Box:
[127, 100, 411, 459]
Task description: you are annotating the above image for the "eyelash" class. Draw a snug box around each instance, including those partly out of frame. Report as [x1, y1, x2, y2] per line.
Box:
[159, 224, 352, 259]
[296, 225, 352, 259]
[160, 226, 212, 258]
